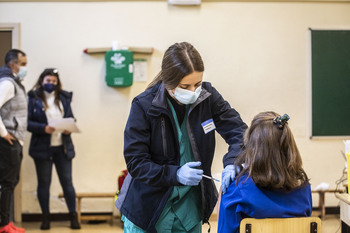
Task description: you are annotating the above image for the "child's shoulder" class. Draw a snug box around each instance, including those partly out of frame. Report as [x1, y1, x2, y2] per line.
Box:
[233, 175, 259, 194]
[235, 174, 254, 187]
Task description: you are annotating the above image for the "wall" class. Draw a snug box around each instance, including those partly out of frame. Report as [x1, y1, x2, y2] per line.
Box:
[0, 1, 349, 214]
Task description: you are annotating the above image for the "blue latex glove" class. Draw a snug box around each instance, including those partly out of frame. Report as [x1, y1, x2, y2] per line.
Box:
[176, 161, 203, 186]
[221, 165, 240, 194]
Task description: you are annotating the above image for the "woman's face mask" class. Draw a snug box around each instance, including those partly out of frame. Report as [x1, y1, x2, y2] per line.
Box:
[42, 75, 58, 93]
[172, 86, 202, 105]
[43, 83, 57, 93]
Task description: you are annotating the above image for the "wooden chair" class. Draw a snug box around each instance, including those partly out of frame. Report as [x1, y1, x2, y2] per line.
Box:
[240, 217, 322, 233]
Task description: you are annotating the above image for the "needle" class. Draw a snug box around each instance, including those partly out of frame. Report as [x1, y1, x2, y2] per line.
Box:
[202, 174, 220, 182]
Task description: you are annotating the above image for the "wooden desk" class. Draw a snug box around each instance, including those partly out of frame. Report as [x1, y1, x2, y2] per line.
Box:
[59, 192, 116, 223]
[336, 193, 350, 233]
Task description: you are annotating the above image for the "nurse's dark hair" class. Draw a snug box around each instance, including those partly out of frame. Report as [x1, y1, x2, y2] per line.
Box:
[234, 111, 309, 192]
[31, 68, 63, 112]
[146, 42, 204, 90]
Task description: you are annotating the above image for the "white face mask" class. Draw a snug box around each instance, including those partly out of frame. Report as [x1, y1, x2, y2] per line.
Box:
[17, 66, 28, 80]
[172, 86, 202, 105]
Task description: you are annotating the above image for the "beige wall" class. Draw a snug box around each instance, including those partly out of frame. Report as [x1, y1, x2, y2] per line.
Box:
[0, 1, 350, 214]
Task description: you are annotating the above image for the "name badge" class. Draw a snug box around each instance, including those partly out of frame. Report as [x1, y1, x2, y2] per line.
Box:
[201, 119, 216, 134]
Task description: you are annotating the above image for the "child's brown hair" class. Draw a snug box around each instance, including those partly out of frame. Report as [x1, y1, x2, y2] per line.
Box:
[235, 111, 309, 192]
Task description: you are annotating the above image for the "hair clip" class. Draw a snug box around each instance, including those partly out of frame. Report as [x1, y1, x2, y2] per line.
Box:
[53, 69, 58, 74]
[273, 114, 290, 129]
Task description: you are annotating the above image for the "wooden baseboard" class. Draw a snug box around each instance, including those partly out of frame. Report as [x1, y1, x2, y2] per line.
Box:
[23, 207, 339, 222]
[210, 206, 339, 222]
[22, 212, 114, 222]
[312, 206, 340, 215]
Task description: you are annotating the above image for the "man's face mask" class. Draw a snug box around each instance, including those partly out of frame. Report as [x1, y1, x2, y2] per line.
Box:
[17, 66, 28, 80]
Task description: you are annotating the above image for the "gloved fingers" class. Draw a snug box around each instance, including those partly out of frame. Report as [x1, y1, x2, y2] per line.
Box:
[180, 174, 202, 186]
[221, 184, 227, 194]
[221, 165, 235, 194]
[222, 165, 233, 177]
[187, 168, 203, 180]
[222, 164, 236, 181]
[186, 180, 201, 186]
[221, 175, 230, 194]
[188, 174, 203, 186]
[191, 168, 203, 176]
[181, 165, 203, 176]
[185, 161, 202, 168]
[194, 171, 204, 179]
[177, 162, 203, 186]
[229, 169, 236, 181]
[224, 164, 235, 173]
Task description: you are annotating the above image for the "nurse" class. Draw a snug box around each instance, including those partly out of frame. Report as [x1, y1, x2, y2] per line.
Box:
[116, 42, 247, 233]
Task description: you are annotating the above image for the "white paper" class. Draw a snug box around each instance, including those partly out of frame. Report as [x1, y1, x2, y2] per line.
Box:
[49, 118, 80, 133]
[133, 59, 147, 82]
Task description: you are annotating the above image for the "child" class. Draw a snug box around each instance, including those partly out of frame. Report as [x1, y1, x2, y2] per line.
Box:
[218, 111, 312, 233]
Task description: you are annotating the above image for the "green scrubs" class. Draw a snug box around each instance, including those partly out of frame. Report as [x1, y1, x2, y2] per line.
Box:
[154, 101, 202, 233]
[123, 100, 201, 233]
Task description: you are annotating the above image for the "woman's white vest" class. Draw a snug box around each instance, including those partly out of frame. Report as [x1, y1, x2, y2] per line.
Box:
[0, 77, 27, 141]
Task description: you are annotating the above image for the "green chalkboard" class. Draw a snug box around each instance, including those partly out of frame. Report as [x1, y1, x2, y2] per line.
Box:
[311, 30, 350, 137]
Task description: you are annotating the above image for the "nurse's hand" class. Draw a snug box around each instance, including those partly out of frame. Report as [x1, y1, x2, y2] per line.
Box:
[176, 161, 203, 186]
[221, 165, 240, 194]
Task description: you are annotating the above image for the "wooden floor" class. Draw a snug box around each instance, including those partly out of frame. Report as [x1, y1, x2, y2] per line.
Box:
[18, 214, 340, 233]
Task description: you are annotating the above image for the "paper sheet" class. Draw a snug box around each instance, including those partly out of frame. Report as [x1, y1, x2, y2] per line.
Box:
[49, 118, 80, 133]
[133, 59, 147, 82]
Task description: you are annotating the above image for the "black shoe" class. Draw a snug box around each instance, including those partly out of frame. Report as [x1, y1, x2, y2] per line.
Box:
[40, 213, 50, 230]
[69, 212, 81, 230]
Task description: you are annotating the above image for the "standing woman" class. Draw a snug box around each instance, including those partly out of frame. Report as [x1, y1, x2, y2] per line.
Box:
[116, 42, 247, 233]
[27, 68, 80, 230]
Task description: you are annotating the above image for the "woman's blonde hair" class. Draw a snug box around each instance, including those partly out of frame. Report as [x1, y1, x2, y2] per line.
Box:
[235, 111, 309, 191]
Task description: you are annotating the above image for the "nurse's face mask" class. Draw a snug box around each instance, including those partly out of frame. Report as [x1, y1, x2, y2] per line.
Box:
[170, 71, 203, 105]
[172, 86, 202, 105]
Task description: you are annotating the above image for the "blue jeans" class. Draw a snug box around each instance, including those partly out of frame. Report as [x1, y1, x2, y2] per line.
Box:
[34, 146, 76, 214]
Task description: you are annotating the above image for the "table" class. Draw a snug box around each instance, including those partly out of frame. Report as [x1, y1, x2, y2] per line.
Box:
[336, 193, 350, 233]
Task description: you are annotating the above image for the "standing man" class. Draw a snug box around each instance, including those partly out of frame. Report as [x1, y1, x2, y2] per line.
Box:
[0, 49, 28, 233]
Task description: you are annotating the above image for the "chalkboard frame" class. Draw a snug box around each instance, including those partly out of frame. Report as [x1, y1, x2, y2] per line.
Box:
[309, 29, 350, 138]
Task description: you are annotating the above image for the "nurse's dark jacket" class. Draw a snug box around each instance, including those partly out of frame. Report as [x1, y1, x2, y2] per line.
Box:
[27, 90, 75, 160]
[118, 82, 247, 233]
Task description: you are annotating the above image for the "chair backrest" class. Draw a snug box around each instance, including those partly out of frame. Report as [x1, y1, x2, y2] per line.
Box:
[239, 217, 322, 233]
